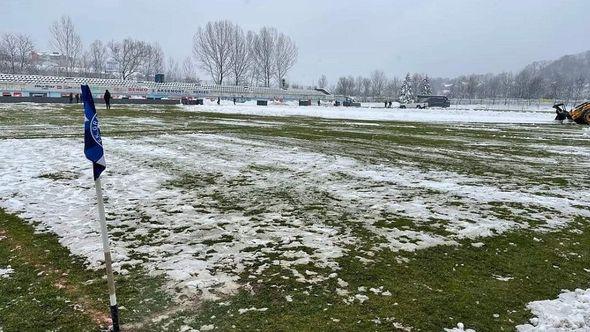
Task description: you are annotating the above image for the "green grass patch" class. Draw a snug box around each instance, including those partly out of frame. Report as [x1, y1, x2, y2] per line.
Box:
[0, 208, 174, 331]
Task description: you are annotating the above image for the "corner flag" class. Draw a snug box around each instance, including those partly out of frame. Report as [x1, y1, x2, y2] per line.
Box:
[82, 85, 106, 180]
[81, 84, 120, 331]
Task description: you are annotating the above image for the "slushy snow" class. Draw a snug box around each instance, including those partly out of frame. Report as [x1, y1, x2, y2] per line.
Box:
[0, 103, 588, 303]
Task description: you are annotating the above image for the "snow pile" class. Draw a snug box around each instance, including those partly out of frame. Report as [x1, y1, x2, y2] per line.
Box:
[444, 322, 476, 332]
[184, 104, 555, 124]
[0, 266, 14, 278]
[516, 289, 590, 331]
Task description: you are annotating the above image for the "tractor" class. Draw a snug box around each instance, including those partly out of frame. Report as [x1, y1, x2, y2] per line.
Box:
[554, 102, 590, 124]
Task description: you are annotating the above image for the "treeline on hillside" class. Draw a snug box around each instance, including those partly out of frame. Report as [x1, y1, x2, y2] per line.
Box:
[327, 51, 590, 102]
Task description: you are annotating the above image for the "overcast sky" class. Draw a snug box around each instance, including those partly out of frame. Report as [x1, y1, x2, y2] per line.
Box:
[2, 0, 589, 85]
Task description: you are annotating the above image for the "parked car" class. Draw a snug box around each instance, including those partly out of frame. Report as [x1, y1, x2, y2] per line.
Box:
[343, 97, 361, 107]
[417, 95, 451, 108]
[399, 101, 428, 109]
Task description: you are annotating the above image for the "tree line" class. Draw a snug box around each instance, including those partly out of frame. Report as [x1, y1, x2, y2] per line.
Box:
[325, 52, 590, 102]
[0, 16, 297, 88]
[327, 71, 432, 101]
[432, 66, 588, 104]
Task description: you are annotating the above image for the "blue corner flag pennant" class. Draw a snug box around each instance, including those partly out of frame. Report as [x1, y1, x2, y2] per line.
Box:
[82, 85, 106, 180]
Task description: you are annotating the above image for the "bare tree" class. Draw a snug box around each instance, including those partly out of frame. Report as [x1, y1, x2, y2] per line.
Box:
[108, 38, 150, 80]
[88, 40, 107, 77]
[182, 56, 198, 83]
[386, 77, 400, 99]
[15, 34, 35, 73]
[465, 75, 479, 100]
[251, 27, 277, 87]
[229, 27, 252, 85]
[370, 70, 387, 97]
[143, 42, 164, 80]
[498, 72, 513, 103]
[353, 76, 364, 96]
[274, 32, 297, 87]
[572, 75, 585, 106]
[361, 77, 371, 98]
[166, 57, 181, 82]
[335, 76, 356, 96]
[49, 15, 82, 74]
[1, 33, 19, 73]
[193, 20, 235, 85]
[79, 52, 92, 76]
[318, 74, 328, 89]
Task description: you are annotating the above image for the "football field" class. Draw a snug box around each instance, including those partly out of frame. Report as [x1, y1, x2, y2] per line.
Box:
[1, 102, 589, 331]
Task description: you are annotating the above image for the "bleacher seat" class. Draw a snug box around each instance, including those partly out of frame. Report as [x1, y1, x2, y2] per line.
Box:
[0, 73, 328, 100]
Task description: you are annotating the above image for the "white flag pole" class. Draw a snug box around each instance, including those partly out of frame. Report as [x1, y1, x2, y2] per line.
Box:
[94, 177, 120, 332]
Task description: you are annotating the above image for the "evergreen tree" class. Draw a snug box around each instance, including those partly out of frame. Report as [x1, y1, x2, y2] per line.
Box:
[399, 73, 414, 103]
[421, 75, 432, 95]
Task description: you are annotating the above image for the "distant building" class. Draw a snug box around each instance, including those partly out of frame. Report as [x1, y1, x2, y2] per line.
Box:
[31, 51, 66, 73]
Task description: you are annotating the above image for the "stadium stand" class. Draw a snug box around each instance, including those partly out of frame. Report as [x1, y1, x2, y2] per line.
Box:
[0, 74, 330, 101]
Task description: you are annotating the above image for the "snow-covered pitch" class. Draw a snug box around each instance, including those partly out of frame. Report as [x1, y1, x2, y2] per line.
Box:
[0, 102, 588, 329]
[186, 101, 557, 124]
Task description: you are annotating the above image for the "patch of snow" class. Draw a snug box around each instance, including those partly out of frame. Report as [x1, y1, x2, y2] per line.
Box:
[355, 294, 369, 303]
[369, 287, 383, 294]
[200, 324, 215, 331]
[493, 275, 514, 282]
[516, 288, 590, 331]
[238, 307, 268, 314]
[371, 317, 382, 324]
[0, 266, 14, 278]
[337, 278, 349, 288]
[179, 325, 197, 332]
[336, 288, 349, 296]
[444, 322, 476, 332]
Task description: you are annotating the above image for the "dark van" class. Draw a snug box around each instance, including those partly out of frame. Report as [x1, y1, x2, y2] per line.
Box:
[417, 95, 451, 108]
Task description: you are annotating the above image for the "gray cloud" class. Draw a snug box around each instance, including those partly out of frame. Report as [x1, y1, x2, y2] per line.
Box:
[2, 0, 589, 85]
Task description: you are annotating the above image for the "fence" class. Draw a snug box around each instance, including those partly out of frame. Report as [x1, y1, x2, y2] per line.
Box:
[449, 98, 583, 111]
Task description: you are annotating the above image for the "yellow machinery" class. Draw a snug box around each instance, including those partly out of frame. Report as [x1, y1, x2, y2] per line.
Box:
[554, 102, 590, 124]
